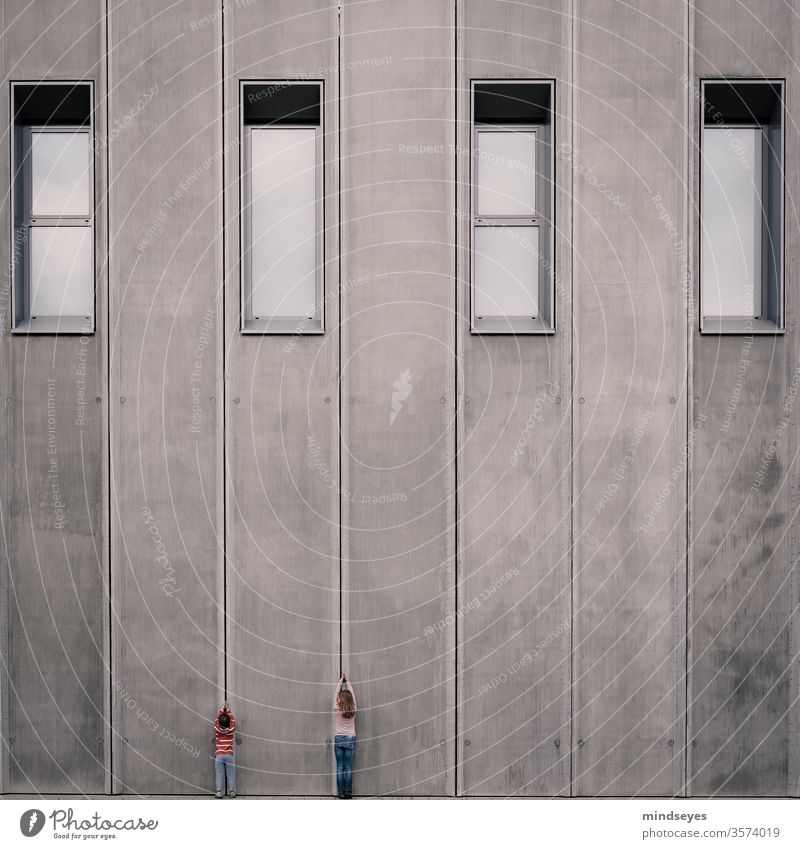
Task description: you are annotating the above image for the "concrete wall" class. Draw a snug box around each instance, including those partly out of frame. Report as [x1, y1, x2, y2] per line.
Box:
[688, 0, 800, 797]
[108, 0, 223, 794]
[1, 0, 108, 794]
[456, 0, 572, 797]
[339, 0, 456, 796]
[0, 0, 797, 797]
[223, 0, 340, 796]
[572, 0, 688, 796]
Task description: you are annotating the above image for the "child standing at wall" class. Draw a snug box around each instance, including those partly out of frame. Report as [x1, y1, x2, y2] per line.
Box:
[213, 701, 236, 798]
[333, 673, 357, 799]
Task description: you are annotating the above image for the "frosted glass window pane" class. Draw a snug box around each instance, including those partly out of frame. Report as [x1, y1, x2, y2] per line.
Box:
[31, 131, 91, 217]
[474, 226, 539, 317]
[30, 227, 93, 317]
[701, 127, 762, 318]
[477, 131, 536, 216]
[249, 128, 317, 318]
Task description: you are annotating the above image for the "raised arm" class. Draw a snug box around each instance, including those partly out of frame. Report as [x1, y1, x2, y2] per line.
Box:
[339, 673, 356, 710]
[215, 703, 235, 735]
[345, 678, 356, 710]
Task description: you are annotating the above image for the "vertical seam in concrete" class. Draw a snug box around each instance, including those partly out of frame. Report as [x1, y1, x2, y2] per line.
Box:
[568, 0, 576, 799]
[104, 0, 114, 796]
[0, 0, 7, 793]
[337, 0, 343, 678]
[684, 0, 695, 800]
[792, 9, 800, 797]
[220, 0, 228, 702]
[453, 0, 459, 799]
[454, 0, 466, 797]
[791, 407, 797, 792]
[336, 0, 344, 801]
[101, 0, 111, 795]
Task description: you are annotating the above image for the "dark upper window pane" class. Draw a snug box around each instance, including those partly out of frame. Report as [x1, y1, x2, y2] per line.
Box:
[243, 82, 321, 126]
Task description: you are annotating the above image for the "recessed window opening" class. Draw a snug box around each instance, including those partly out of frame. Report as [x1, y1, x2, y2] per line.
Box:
[240, 81, 324, 334]
[471, 80, 555, 334]
[11, 81, 95, 334]
[700, 79, 783, 334]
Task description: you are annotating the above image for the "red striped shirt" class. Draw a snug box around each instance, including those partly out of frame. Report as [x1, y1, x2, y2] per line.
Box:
[214, 713, 235, 756]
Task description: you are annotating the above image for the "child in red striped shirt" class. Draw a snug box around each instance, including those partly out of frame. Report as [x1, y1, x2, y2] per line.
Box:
[213, 701, 236, 798]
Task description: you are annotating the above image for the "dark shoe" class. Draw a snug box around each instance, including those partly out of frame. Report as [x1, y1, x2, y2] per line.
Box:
[215, 791, 223, 799]
[228, 792, 236, 798]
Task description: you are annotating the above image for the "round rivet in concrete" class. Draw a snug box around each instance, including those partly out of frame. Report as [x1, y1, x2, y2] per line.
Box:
[95, 396, 101, 404]
[233, 397, 240, 405]
[349, 396, 355, 404]
[669, 397, 676, 404]
[8, 736, 14, 745]
[5, 396, 12, 405]
[667, 739, 674, 747]
[692, 739, 698, 747]
[209, 396, 216, 405]
[122, 737, 128, 744]
[694, 396, 700, 404]
[439, 738, 446, 746]
[235, 737, 242, 744]
[120, 396, 126, 405]
[324, 396, 331, 404]
[98, 737, 104, 746]
[464, 739, 471, 747]
[578, 738, 585, 747]
[555, 396, 561, 404]
[578, 397, 585, 405]
[554, 739, 560, 747]
[439, 397, 446, 404]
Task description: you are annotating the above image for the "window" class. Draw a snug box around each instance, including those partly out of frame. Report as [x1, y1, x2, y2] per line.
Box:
[700, 79, 783, 333]
[471, 80, 554, 334]
[11, 82, 94, 333]
[241, 81, 324, 334]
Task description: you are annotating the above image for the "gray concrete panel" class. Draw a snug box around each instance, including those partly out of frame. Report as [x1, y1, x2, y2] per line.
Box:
[573, 0, 687, 796]
[109, 0, 223, 793]
[689, 0, 799, 797]
[224, 0, 340, 796]
[340, 0, 456, 796]
[457, 0, 572, 797]
[0, 0, 797, 799]
[1, 0, 107, 794]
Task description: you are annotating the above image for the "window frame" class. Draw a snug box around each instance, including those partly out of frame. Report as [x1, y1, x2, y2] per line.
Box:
[699, 78, 784, 335]
[239, 80, 325, 335]
[470, 79, 555, 335]
[10, 80, 96, 334]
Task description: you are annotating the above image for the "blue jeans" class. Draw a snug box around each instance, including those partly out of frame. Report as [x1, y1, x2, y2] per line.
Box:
[334, 735, 356, 797]
[215, 754, 235, 793]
